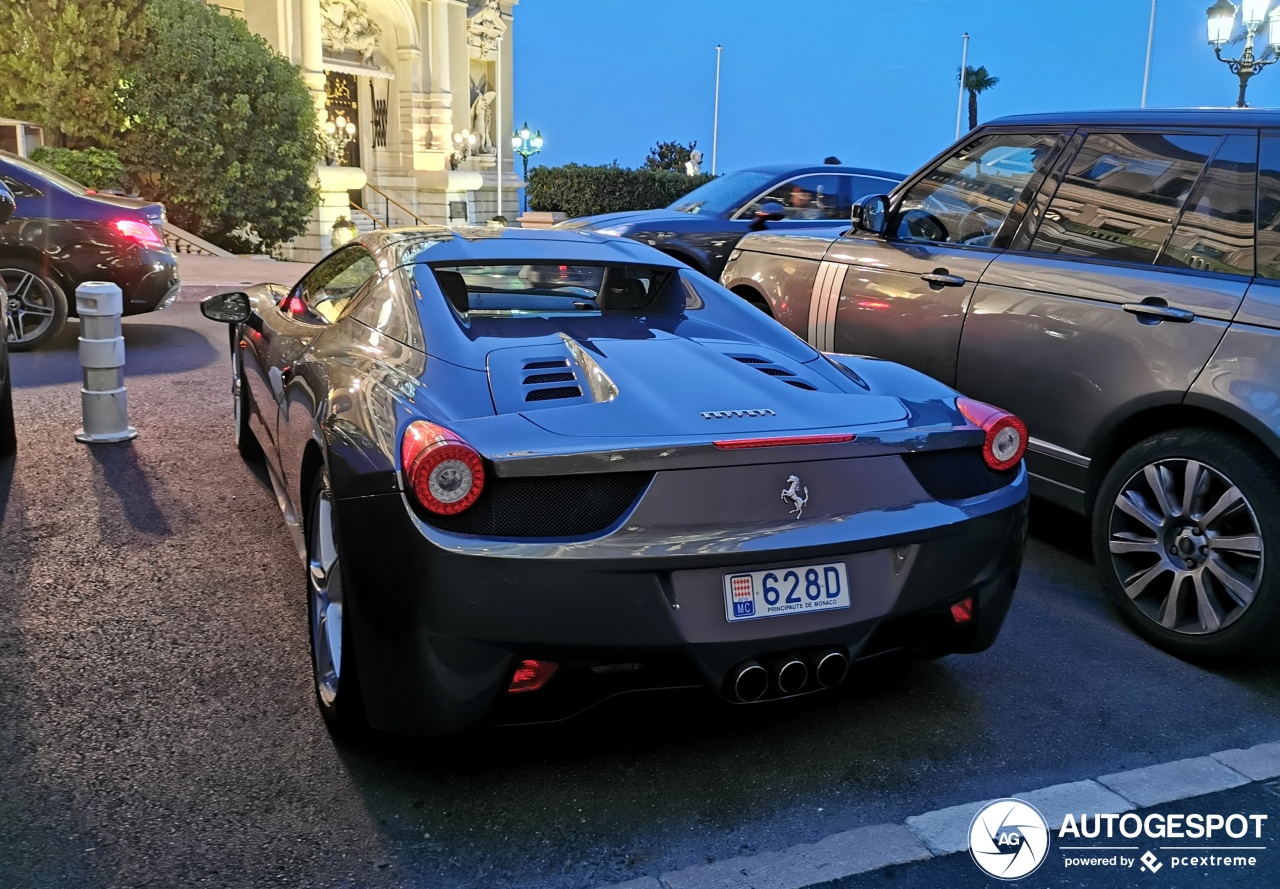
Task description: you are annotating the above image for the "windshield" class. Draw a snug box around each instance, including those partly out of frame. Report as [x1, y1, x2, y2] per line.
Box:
[668, 170, 776, 215]
[0, 151, 89, 195]
[427, 263, 675, 315]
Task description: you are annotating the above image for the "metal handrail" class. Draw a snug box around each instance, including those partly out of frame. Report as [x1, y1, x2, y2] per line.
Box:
[348, 201, 385, 229]
[364, 182, 430, 227]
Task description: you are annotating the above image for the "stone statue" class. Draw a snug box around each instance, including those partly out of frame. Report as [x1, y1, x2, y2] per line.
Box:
[321, 0, 381, 66]
[470, 91, 497, 154]
[685, 149, 703, 176]
[467, 0, 506, 60]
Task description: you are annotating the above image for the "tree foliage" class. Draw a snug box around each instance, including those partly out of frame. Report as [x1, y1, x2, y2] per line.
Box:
[117, 0, 321, 251]
[0, 0, 147, 145]
[29, 146, 126, 191]
[958, 65, 1000, 132]
[528, 163, 714, 218]
[644, 140, 698, 173]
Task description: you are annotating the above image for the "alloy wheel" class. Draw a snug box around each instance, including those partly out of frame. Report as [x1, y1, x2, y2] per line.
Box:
[308, 490, 344, 705]
[2, 269, 57, 345]
[1107, 458, 1264, 635]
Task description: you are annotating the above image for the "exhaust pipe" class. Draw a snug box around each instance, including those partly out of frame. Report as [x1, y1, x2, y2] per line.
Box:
[764, 652, 808, 696]
[728, 660, 769, 702]
[810, 648, 849, 688]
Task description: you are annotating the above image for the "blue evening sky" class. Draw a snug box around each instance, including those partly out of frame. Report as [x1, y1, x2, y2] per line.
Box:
[511, 0, 1278, 176]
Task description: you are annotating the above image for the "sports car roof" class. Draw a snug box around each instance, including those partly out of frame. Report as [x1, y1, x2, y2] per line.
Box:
[358, 225, 687, 268]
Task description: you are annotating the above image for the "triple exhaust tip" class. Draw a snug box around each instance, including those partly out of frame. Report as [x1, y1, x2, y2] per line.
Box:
[728, 647, 849, 702]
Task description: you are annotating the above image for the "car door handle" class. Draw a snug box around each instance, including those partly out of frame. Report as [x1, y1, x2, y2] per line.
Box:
[1123, 301, 1195, 323]
[920, 271, 965, 287]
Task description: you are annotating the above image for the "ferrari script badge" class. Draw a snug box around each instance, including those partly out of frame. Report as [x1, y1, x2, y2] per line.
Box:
[781, 474, 809, 519]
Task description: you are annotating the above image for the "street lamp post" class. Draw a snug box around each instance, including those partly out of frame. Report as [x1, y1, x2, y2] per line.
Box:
[1207, 0, 1280, 107]
[510, 122, 544, 213]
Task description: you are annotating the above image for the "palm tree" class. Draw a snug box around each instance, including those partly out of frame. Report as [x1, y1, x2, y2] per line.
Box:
[958, 65, 1000, 131]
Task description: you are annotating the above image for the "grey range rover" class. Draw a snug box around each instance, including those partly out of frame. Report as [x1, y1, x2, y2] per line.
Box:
[720, 109, 1280, 663]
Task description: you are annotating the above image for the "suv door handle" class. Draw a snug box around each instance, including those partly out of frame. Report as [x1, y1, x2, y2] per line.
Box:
[920, 271, 965, 287]
[1123, 300, 1195, 323]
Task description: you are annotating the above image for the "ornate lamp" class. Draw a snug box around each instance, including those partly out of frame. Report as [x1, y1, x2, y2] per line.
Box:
[511, 122, 544, 212]
[1207, 0, 1278, 106]
[322, 114, 357, 165]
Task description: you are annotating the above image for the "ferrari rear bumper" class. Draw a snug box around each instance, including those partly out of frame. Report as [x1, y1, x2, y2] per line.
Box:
[333, 468, 1028, 737]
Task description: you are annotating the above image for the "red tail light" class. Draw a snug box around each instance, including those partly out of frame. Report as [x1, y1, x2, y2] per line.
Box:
[112, 218, 165, 249]
[713, 433, 855, 450]
[957, 397, 1027, 471]
[400, 421, 485, 514]
[508, 659, 558, 693]
[950, 597, 974, 624]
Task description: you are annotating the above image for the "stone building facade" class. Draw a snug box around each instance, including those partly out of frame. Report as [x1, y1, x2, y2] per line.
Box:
[211, 0, 520, 260]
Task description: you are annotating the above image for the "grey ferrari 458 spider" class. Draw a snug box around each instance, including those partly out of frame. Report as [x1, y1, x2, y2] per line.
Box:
[200, 226, 1029, 741]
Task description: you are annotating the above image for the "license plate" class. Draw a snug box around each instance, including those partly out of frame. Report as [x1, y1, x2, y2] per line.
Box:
[723, 562, 850, 622]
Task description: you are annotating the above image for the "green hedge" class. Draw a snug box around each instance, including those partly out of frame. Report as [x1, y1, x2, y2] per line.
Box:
[527, 163, 715, 218]
[28, 146, 126, 191]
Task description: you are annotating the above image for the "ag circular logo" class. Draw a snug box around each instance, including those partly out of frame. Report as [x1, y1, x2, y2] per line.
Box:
[968, 798, 1050, 880]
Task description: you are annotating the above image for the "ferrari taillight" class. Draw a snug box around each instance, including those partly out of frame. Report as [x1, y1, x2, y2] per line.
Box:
[957, 397, 1027, 472]
[400, 421, 485, 514]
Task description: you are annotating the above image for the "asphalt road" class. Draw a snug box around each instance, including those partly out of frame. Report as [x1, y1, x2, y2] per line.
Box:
[5, 297, 1280, 889]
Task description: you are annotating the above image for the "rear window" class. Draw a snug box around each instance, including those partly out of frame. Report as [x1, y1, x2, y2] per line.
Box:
[425, 263, 676, 315]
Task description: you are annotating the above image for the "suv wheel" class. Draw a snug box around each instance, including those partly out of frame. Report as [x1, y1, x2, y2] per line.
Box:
[2, 259, 68, 351]
[1092, 428, 1280, 664]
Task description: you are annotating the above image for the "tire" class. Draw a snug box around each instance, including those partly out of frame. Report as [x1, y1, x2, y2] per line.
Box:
[1092, 428, 1280, 664]
[232, 347, 262, 461]
[0, 372, 14, 457]
[2, 258, 68, 352]
[306, 470, 368, 743]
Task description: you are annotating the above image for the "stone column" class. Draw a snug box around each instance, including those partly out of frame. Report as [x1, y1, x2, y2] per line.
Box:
[299, 0, 327, 117]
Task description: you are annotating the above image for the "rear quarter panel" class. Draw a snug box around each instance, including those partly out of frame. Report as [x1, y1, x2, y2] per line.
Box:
[720, 231, 837, 335]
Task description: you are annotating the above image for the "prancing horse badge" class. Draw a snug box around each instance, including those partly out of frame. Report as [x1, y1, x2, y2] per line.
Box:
[781, 474, 809, 519]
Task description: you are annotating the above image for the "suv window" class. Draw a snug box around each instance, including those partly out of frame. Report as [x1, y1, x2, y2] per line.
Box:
[1156, 134, 1256, 277]
[1028, 132, 1226, 269]
[296, 246, 379, 323]
[894, 132, 1059, 246]
[1255, 135, 1280, 279]
[740, 174, 850, 220]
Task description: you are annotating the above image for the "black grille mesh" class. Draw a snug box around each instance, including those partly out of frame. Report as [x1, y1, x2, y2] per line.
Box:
[523, 371, 576, 384]
[423, 471, 654, 537]
[902, 449, 1016, 501]
[784, 380, 817, 391]
[524, 359, 569, 370]
[526, 386, 582, 402]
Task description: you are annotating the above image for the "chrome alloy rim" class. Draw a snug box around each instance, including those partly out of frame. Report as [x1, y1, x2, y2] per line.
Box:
[1108, 458, 1264, 635]
[2, 269, 56, 344]
[309, 490, 344, 705]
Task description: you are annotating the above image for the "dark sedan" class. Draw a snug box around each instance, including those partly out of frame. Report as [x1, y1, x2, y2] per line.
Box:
[0, 151, 180, 350]
[558, 164, 902, 291]
[199, 226, 1027, 741]
[0, 179, 15, 456]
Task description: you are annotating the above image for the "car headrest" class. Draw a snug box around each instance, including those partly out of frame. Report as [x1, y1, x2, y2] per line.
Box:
[598, 276, 650, 311]
[434, 270, 470, 315]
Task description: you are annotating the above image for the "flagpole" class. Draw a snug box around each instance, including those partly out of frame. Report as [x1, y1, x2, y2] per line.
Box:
[1141, 0, 1157, 107]
[955, 33, 969, 139]
[712, 44, 722, 175]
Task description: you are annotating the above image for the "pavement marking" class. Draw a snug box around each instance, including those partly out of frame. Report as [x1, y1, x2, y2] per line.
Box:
[1097, 755, 1250, 808]
[594, 738, 1280, 889]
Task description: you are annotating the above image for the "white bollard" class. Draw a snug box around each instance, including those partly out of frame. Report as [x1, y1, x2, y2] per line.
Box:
[74, 281, 138, 444]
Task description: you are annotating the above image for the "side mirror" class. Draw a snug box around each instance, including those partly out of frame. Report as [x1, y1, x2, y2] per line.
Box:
[850, 194, 890, 236]
[755, 201, 787, 222]
[200, 290, 252, 324]
[0, 182, 14, 226]
[749, 200, 787, 231]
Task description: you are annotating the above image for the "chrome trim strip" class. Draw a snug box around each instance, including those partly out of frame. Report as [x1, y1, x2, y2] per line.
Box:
[1028, 471, 1086, 494]
[1028, 437, 1091, 468]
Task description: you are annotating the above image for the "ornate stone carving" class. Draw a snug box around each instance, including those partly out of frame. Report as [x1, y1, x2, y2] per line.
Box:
[685, 149, 703, 176]
[320, 0, 382, 66]
[467, 0, 506, 61]
[470, 90, 496, 154]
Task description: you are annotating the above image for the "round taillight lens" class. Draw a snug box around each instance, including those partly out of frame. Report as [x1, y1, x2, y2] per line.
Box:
[957, 397, 1027, 472]
[401, 421, 485, 515]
